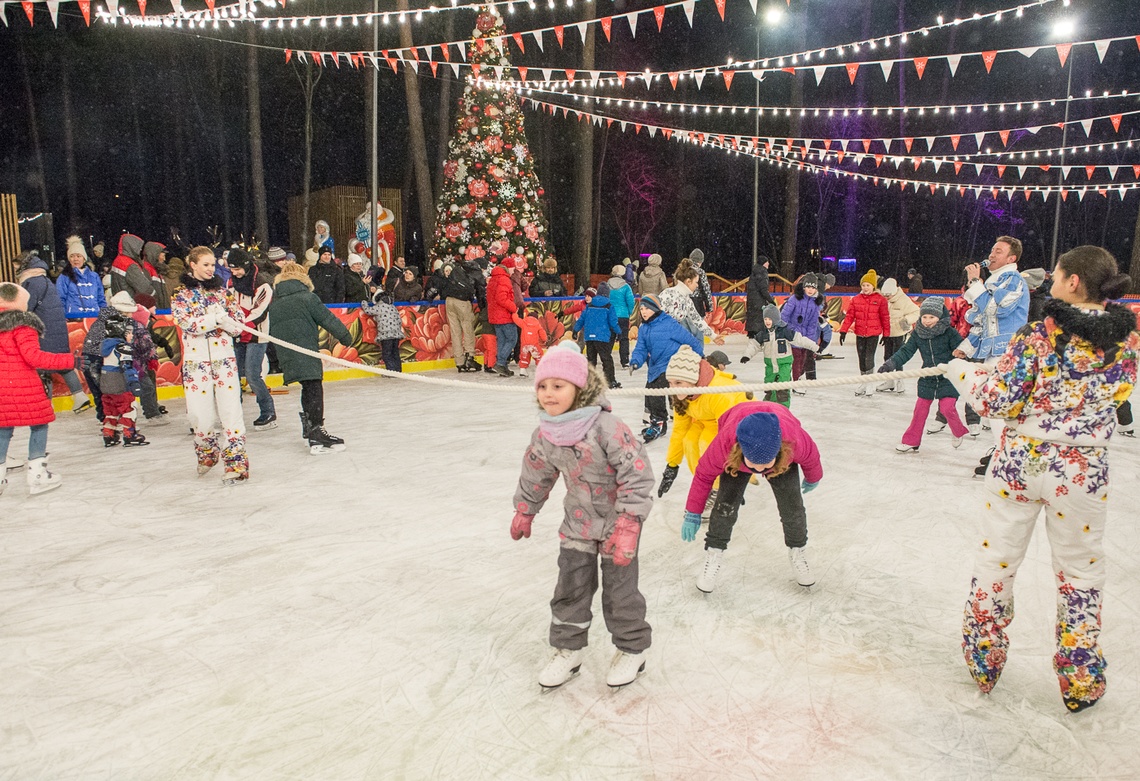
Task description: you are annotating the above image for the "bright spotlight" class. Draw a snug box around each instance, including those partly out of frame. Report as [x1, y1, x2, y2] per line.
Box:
[1052, 18, 1076, 39]
[764, 6, 783, 24]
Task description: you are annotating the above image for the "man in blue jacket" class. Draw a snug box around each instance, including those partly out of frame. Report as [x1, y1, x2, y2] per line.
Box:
[630, 294, 704, 443]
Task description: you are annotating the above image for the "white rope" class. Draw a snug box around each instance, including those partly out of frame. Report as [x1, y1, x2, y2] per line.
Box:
[235, 322, 948, 398]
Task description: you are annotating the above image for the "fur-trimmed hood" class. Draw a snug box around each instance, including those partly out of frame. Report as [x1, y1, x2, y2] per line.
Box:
[179, 272, 224, 290]
[572, 365, 610, 411]
[1044, 299, 1138, 354]
[793, 281, 825, 304]
[0, 309, 46, 335]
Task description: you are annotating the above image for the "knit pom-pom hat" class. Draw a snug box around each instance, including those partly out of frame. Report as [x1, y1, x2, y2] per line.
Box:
[535, 340, 589, 390]
[737, 412, 782, 465]
[666, 344, 702, 384]
[640, 294, 662, 314]
[920, 296, 946, 317]
[860, 269, 879, 288]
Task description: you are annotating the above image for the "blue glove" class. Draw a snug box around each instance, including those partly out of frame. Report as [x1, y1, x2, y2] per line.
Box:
[801, 479, 819, 494]
[681, 511, 702, 543]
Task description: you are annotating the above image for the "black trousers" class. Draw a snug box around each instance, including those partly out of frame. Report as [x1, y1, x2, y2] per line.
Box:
[643, 373, 670, 425]
[616, 317, 631, 366]
[704, 465, 808, 551]
[855, 335, 880, 374]
[1119, 400, 1133, 427]
[83, 362, 104, 420]
[586, 339, 616, 384]
[881, 335, 904, 365]
[380, 339, 402, 372]
[300, 379, 324, 426]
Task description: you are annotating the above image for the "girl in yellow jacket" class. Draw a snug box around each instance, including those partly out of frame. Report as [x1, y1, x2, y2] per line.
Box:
[656, 344, 751, 498]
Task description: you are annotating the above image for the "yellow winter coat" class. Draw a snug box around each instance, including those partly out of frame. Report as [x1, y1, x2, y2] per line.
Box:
[666, 369, 751, 472]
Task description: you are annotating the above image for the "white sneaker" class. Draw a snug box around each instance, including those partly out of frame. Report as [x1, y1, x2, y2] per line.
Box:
[895, 444, 919, 453]
[539, 647, 584, 689]
[4, 456, 25, 471]
[606, 650, 646, 688]
[26, 457, 62, 496]
[518, 367, 528, 377]
[968, 423, 981, 437]
[696, 548, 725, 593]
[926, 421, 946, 434]
[952, 435, 965, 449]
[788, 546, 815, 587]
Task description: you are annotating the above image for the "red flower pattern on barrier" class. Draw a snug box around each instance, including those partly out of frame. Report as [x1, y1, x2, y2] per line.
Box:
[408, 306, 453, 362]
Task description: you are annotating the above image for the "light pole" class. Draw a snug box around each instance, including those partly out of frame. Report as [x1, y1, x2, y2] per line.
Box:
[1049, 18, 1077, 269]
[370, 0, 380, 266]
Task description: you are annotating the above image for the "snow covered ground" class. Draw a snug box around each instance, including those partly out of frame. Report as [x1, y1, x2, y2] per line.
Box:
[3, 336, 1139, 780]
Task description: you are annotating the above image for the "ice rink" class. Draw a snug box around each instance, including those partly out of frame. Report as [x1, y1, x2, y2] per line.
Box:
[3, 336, 1139, 780]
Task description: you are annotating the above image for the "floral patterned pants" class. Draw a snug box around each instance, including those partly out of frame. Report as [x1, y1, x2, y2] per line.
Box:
[965, 435, 1109, 711]
[184, 362, 248, 480]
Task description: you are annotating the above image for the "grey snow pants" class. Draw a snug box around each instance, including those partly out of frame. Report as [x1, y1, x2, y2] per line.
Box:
[549, 545, 652, 654]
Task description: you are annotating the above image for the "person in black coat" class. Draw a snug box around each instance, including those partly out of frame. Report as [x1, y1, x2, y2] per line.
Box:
[308, 247, 345, 304]
[907, 268, 924, 295]
[744, 256, 776, 337]
[424, 261, 449, 302]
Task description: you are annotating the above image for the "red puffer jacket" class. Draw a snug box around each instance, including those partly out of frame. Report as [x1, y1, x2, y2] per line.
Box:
[486, 266, 517, 325]
[0, 310, 76, 427]
[840, 291, 891, 337]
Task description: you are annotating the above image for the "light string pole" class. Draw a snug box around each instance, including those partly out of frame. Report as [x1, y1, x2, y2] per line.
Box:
[371, 0, 380, 269]
[1050, 40, 1075, 269]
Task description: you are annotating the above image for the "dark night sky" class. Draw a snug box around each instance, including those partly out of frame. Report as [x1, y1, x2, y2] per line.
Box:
[1, 0, 1138, 287]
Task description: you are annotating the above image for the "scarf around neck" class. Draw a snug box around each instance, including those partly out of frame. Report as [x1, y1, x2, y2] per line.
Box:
[539, 405, 602, 446]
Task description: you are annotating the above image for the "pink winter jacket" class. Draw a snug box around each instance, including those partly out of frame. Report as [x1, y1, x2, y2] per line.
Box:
[685, 401, 823, 514]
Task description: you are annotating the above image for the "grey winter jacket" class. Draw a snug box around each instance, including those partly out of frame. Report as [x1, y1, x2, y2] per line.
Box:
[638, 258, 668, 297]
[514, 402, 655, 555]
[17, 254, 70, 354]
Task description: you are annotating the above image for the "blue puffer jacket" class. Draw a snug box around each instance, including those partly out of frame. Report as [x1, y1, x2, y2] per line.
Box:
[573, 295, 620, 342]
[607, 278, 637, 319]
[781, 283, 824, 342]
[630, 310, 704, 381]
[57, 266, 107, 316]
[17, 254, 70, 354]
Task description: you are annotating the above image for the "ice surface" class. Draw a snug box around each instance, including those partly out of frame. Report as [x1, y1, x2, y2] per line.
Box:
[3, 336, 1139, 779]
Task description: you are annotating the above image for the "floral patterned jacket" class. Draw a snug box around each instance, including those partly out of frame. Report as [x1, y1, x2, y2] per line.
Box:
[947, 299, 1138, 447]
[171, 274, 245, 389]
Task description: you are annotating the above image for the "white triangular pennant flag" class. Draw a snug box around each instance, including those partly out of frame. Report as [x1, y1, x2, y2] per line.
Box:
[627, 12, 638, 38]
[408, 59, 419, 73]
[108, 0, 119, 15]
[1017, 166, 1026, 179]
[1061, 166, 1072, 179]
[1017, 47, 1038, 59]
[642, 71, 652, 88]
[590, 71, 600, 86]
[648, 126, 658, 137]
[424, 45, 435, 61]
[449, 62, 460, 78]
[1094, 39, 1111, 62]
[619, 121, 628, 132]
[171, 0, 183, 13]
[812, 66, 827, 85]
[1080, 119, 1093, 136]
[1077, 189, 1086, 202]
[541, 68, 552, 82]
[682, 0, 695, 26]
[747, 0, 757, 13]
[693, 72, 705, 89]
[932, 159, 943, 173]
[574, 22, 587, 43]
[879, 60, 894, 81]
[1025, 126, 1041, 135]
[593, 116, 602, 127]
[1108, 165, 1119, 180]
[973, 132, 986, 149]
[46, 0, 59, 25]
[973, 163, 983, 176]
[532, 31, 543, 52]
[923, 136, 935, 151]
[0, 2, 8, 27]
[494, 65, 504, 79]
[457, 41, 466, 61]
[946, 54, 961, 76]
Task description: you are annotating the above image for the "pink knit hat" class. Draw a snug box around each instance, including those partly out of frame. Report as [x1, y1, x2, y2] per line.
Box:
[534, 340, 588, 389]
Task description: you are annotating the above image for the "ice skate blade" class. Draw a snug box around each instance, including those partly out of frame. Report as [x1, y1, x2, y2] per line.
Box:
[607, 662, 646, 689]
[309, 443, 348, 455]
[538, 666, 581, 690]
[253, 422, 279, 431]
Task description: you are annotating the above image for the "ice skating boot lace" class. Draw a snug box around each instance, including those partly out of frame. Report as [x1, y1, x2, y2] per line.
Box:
[606, 650, 646, 688]
[788, 546, 814, 587]
[539, 648, 584, 689]
[696, 548, 724, 593]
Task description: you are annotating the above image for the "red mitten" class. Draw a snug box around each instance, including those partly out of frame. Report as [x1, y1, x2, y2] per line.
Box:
[510, 512, 534, 540]
[602, 514, 641, 566]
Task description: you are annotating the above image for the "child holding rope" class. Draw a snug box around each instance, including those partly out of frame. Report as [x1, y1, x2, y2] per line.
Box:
[511, 342, 655, 690]
[946, 246, 1138, 712]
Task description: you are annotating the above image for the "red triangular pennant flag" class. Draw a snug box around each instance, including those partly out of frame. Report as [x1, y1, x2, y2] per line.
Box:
[429, 60, 438, 76]
[982, 51, 997, 73]
[22, 1, 34, 23]
[78, 0, 91, 25]
[836, 150, 846, 163]
[1086, 165, 1096, 180]
[997, 165, 1007, 178]
[991, 188, 998, 199]
[1055, 43, 1072, 68]
[654, 5, 665, 30]
[512, 33, 524, 53]
[616, 71, 627, 87]
[668, 72, 679, 89]
[138, 0, 146, 15]
[723, 70, 734, 90]
[954, 161, 963, 174]
[285, 49, 292, 63]
[913, 158, 924, 171]
[1133, 165, 1140, 179]
[564, 69, 576, 84]
[601, 17, 612, 41]
[1061, 190, 1069, 201]
[554, 25, 564, 47]
[951, 135, 961, 151]
[913, 57, 927, 79]
[517, 67, 528, 81]
[1110, 114, 1122, 132]
[999, 129, 1010, 147]
[874, 154, 884, 168]
[663, 128, 673, 139]
[862, 139, 871, 153]
[929, 184, 936, 194]
[903, 137, 914, 153]
[714, 0, 726, 20]
[205, 0, 215, 9]
[635, 124, 642, 134]
[846, 62, 860, 84]
[441, 44, 450, 62]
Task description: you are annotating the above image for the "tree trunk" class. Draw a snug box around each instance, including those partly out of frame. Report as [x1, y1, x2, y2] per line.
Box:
[779, 10, 808, 281]
[209, 56, 234, 238]
[435, 14, 456, 196]
[296, 61, 322, 252]
[60, 54, 79, 227]
[571, 25, 596, 289]
[592, 124, 609, 273]
[397, 0, 437, 255]
[247, 26, 270, 247]
[17, 44, 50, 212]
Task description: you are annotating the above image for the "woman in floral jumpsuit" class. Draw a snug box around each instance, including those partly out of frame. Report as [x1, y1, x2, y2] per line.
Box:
[947, 245, 1138, 712]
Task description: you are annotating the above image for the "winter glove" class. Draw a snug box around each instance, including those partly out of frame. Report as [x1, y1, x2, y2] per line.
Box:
[658, 465, 680, 497]
[681, 511, 702, 543]
[629, 364, 637, 376]
[839, 332, 847, 346]
[510, 512, 534, 540]
[739, 355, 750, 363]
[602, 513, 641, 566]
[876, 360, 896, 374]
[801, 479, 819, 494]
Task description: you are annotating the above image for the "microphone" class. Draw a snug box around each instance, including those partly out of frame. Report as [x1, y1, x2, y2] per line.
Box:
[979, 259, 990, 269]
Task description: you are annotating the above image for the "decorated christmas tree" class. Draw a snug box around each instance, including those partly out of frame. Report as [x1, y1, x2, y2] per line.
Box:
[429, 5, 555, 270]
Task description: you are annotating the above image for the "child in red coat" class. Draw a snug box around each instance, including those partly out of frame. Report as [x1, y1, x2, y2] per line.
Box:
[838, 269, 891, 395]
[512, 311, 548, 378]
[0, 283, 75, 496]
